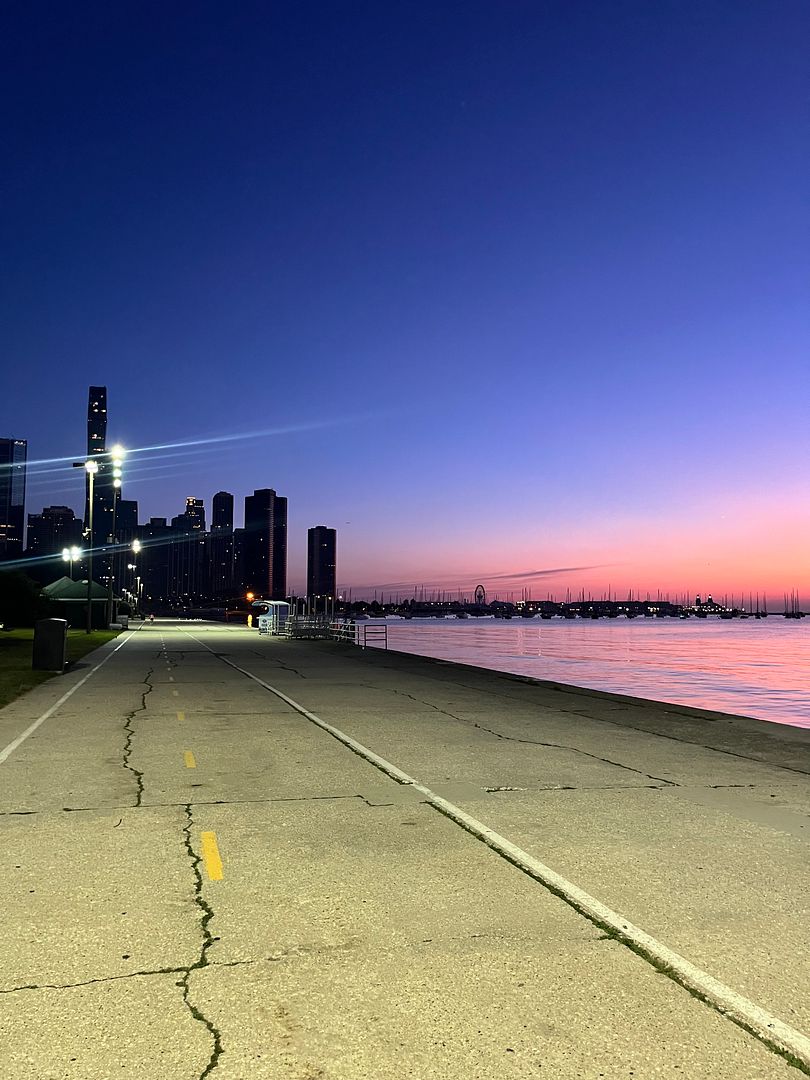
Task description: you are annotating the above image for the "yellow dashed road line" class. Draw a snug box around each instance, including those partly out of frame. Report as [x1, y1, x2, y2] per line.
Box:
[200, 831, 223, 880]
[184, 750, 196, 769]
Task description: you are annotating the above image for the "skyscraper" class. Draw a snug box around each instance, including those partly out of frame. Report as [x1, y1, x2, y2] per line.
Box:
[84, 386, 116, 554]
[87, 386, 106, 454]
[25, 506, 83, 556]
[211, 491, 234, 531]
[243, 488, 287, 599]
[307, 526, 337, 600]
[0, 438, 27, 559]
[184, 497, 206, 532]
[209, 492, 235, 598]
[167, 498, 206, 600]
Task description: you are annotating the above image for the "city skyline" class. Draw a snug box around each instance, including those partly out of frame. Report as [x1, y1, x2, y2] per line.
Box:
[7, 402, 807, 606]
[2, 5, 807, 602]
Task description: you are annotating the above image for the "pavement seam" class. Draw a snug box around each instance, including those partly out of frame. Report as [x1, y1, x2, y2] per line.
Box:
[181, 803, 224, 1078]
[0, 794, 385, 815]
[382, 686, 679, 786]
[122, 670, 153, 807]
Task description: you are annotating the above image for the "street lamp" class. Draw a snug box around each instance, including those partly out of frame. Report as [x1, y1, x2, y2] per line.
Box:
[62, 545, 82, 580]
[106, 447, 126, 627]
[129, 539, 142, 614]
[84, 460, 98, 633]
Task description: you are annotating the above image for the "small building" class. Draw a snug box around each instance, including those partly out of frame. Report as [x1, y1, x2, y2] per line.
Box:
[42, 576, 109, 628]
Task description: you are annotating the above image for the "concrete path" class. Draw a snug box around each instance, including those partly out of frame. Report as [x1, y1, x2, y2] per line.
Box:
[1, 621, 808, 1079]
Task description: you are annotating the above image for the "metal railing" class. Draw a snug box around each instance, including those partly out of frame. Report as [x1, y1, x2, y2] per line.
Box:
[275, 617, 388, 649]
[359, 623, 388, 649]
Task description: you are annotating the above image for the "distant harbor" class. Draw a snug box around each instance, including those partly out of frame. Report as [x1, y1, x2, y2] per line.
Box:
[346, 590, 804, 621]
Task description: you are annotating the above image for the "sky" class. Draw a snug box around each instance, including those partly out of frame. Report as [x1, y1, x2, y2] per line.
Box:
[1, 1, 808, 600]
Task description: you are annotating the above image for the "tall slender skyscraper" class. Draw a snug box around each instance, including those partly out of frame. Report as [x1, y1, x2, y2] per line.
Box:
[87, 386, 107, 454]
[208, 492, 235, 598]
[243, 488, 287, 599]
[0, 438, 27, 559]
[307, 526, 337, 599]
[84, 386, 115, 554]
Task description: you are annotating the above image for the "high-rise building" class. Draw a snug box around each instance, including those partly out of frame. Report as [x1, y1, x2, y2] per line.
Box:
[113, 499, 139, 592]
[0, 437, 27, 559]
[83, 386, 116, 558]
[233, 527, 246, 593]
[211, 491, 234, 531]
[25, 506, 83, 557]
[166, 498, 207, 601]
[117, 500, 138, 534]
[307, 526, 337, 599]
[243, 488, 287, 599]
[208, 492, 235, 598]
[184, 497, 206, 532]
[168, 530, 206, 603]
[87, 386, 107, 455]
[138, 518, 172, 607]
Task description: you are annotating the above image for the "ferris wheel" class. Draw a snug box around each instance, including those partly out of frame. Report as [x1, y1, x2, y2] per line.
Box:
[474, 584, 486, 605]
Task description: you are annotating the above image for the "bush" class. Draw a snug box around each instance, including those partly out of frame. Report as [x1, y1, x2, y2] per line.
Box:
[0, 570, 52, 628]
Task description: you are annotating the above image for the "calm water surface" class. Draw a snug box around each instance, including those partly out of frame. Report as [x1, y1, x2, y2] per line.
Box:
[366, 618, 809, 728]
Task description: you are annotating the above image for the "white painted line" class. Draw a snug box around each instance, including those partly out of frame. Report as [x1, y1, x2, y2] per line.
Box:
[0, 632, 137, 766]
[182, 629, 810, 1070]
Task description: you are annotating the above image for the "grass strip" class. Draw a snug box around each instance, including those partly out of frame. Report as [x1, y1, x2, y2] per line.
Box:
[0, 629, 120, 709]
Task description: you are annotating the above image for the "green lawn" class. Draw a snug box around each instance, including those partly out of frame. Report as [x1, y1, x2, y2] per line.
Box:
[0, 629, 120, 710]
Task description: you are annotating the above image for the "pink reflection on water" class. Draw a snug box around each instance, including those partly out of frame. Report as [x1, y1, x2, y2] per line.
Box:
[373, 619, 810, 728]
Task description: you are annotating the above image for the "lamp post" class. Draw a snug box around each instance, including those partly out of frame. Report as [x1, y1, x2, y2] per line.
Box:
[105, 446, 125, 627]
[62, 545, 82, 581]
[129, 538, 141, 615]
[84, 460, 98, 633]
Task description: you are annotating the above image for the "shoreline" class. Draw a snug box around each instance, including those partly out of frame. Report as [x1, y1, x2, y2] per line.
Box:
[349, 642, 810, 771]
[355, 617, 809, 731]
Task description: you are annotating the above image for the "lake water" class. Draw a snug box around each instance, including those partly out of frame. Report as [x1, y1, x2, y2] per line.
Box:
[363, 617, 809, 729]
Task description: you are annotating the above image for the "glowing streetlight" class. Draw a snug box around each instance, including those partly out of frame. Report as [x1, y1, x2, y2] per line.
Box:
[62, 545, 82, 580]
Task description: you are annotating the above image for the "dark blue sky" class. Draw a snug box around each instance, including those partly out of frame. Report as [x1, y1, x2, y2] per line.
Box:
[2, 2, 807, 594]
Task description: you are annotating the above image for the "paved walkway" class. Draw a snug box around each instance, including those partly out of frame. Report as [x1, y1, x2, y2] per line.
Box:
[1, 621, 808, 1079]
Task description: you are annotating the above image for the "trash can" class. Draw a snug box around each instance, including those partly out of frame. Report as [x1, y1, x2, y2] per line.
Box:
[119, 615, 129, 629]
[32, 618, 68, 673]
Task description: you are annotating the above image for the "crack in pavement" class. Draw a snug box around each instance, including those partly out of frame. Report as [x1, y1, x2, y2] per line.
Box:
[0, 793, 395, 816]
[122, 670, 153, 807]
[181, 803, 223, 1079]
[0, 965, 187, 995]
[0, 940, 363, 996]
[557, 707, 810, 778]
[267, 657, 307, 678]
[342, 651, 810, 777]
[382, 687, 678, 786]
